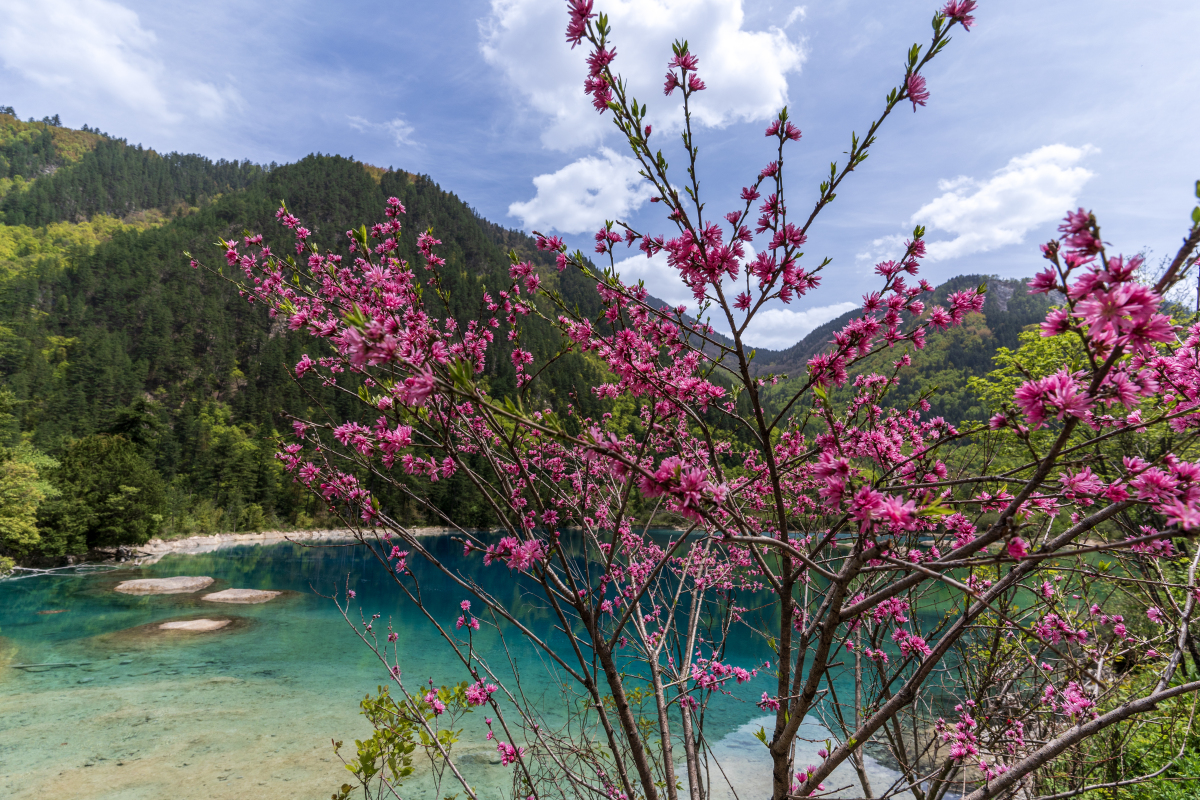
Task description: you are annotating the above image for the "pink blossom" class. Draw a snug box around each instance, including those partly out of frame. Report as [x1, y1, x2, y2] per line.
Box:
[424, 690, 446, 716]
[565, 0, 594, 48]
[668, 51, 699, 72]
[465, 681, 497, 706]
[1059, 208, 1101, 255]
[1163, 499, 1200, 530]
[496, 741, 524, 766]
[397, 369, 436, 406]
[850, 486, 886, 526]
[907, 74, 930, 111]
[1007, 537, 1029, 560]
[941, 0, 977, 30]
[1028, 268, 1059, 294]
[1059, 682, 1094, 719]
[879, 496, 920, 530]
[758, 692, 781, 711]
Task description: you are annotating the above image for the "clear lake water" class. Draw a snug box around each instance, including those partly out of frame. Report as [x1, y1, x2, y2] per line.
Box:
[0, 534, 901, 799]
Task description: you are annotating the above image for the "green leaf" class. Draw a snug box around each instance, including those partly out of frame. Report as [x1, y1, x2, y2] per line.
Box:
[754, 726, 768, 746]
[449, 359, 475, 392]
[919, 501, 954, 517]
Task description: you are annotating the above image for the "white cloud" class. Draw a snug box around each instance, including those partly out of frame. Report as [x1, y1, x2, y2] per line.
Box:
[784, 6, 807, 28]
[914, 144, 1097, 262]
[856, 233, 907, 264]
[349, 116, 417, 147]
[611, 250, 687, 305]
[480, 0, 806, 151]
[509, 148, 657, 234]
[738, 303, 858, 350]
[0, 0, 236, 123]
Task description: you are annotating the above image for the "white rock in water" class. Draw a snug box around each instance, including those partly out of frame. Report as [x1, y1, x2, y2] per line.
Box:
[159, 619, 231, 632]
[202, 588, 281, 604]
[115, 576, 214, 595]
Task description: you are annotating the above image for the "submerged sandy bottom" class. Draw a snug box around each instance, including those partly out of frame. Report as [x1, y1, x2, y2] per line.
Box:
[2, 670, 896, 800]
[1, 674, 350, 799]
[707, 716, 901, 799]
[0, 641, 538, 800]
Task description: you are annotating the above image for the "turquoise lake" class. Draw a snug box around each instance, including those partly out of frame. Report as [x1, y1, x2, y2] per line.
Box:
[0, 535, 901, 799]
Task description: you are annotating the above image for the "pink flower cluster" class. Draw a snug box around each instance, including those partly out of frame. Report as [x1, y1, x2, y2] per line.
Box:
[465, 680, 497, 706]
[457, 599, 481, 631]
[690, 656, 759, 691]
[482, 536, 548, 572]
[496, 741, 525, 766]
[936, 701, 980, 761]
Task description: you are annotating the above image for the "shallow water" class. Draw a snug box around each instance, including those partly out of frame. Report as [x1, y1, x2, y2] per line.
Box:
[0, 536, 898, 799]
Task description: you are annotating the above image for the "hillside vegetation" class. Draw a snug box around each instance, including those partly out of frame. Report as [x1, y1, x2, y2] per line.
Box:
[0, 115, 1047, 567]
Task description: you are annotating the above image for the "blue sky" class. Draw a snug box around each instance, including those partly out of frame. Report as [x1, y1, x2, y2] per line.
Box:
[2, 0, 1198, 350]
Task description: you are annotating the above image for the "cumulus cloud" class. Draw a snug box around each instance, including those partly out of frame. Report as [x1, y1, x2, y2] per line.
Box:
[481, 0, 805, 151]
[915, 144, 1097, 261]
[0, 0, 236, 123]
[509, 148, 657, 234]
[855, 233, 908, 264]
[349, 116, 417, 147]
[737, 303, 858, 350]
[610, 250, 687, 305]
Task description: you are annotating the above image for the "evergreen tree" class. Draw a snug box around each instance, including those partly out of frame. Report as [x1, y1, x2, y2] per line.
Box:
[37, 434, 165, 552]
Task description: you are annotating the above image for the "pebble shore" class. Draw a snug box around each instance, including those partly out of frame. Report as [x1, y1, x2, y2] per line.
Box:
[133, 527, 458, 562]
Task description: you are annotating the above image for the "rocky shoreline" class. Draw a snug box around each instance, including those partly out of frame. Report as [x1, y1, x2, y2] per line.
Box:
[130, 526, 458, 564]
[3, 527, 466, 574]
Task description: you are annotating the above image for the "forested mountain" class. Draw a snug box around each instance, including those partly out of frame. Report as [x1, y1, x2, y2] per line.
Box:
[757, 275, 1056, 423]
[754, 276, 1052, 378]
[0, 111, 264, 226]
[0, 113, 1049, 568]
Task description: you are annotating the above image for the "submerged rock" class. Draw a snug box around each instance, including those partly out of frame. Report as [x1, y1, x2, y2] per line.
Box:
[96, 615, 250, 646]
[115, 576, 214, 595]
[158, 619, 231, 632]
[202, 589, 280, 604]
